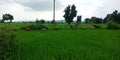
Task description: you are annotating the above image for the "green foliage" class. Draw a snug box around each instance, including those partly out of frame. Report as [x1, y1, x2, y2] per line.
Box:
[2, 14, 14, 23]
[1, 23, 120, 60]
[36, 19, 46, 24]
[51, 20, 56, 24]
[91, 17, 103, 24]
[20, 24, 49, 30]
[63, 5, 77, 25]
[0, 26, 18, 60]
[85, 18, 91, 23]
[104, 10, 120, 24]
[77, 15, 81, 24]
[85, 17, 103, 24]
[13, 28, 120, 60]
[28, 24, 49, 30]
[107, 21, 120, 29]
[20, 26, 26, 30]
[0, 19, 4, 23]
[92, 24, 101, 29]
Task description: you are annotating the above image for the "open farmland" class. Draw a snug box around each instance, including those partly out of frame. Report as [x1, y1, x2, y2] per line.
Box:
[6, 23, 120, 60]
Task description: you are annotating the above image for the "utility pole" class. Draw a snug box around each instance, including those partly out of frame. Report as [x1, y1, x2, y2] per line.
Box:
[53, 0, 55, 24]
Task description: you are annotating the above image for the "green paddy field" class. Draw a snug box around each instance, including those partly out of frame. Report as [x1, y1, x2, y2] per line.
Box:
[1, 23, 120, 60]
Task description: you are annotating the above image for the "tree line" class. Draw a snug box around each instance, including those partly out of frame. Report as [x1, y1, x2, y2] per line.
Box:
[0, 4, 120, 25]
[63, 5, 120, 25]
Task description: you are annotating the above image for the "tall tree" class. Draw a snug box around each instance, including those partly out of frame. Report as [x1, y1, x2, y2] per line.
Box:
[117, 13, 120, 23]
[112, 10, 118, 22]
[63, 5, 77, 25]
[104, 10, 120, 24]
[104, 14, 112, 23]
[91, 17, 96, 23]
[77, 15, 82, 24]
[2, 14, 14, 23]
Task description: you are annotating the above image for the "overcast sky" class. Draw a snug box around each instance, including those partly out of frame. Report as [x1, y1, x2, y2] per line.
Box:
[0, 0, 120, 21]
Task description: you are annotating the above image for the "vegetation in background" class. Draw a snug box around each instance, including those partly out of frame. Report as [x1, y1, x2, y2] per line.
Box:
[104, 10, 120, 24]
[106, 21, 120, 29]
[63, 4, 77, 25]
[76, 15, 82, 24]
[74, 15, 82, 29]
[51, 20, 56, 24]
[2, 14, 14, 23]
[85, 18, 91, 24]
[28, 24, 49, 30]
[0, 4, 120, 60]
[85, 17, 103, 24]
[36, 19, 46, 24]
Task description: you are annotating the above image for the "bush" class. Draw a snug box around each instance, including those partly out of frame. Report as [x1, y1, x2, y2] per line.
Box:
[92, 24, 101, 29]
[107, 21, 120, 29]
[28, 24, 49, 30]
[20, 26, 26, 30]
[0, 26, 18, 60]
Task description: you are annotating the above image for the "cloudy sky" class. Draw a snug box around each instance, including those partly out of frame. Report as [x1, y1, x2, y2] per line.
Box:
[0, 0, 120, 21]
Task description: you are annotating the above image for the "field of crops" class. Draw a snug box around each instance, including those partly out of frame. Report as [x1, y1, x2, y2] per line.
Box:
[1, 23, 120, 60]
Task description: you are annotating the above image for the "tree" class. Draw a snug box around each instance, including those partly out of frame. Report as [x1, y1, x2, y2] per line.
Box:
[36, 19, 45, 24]
[0, 19, 4, 23]
[95, 18, 103, 24]
[104, 10, 120, 24]
[85, 18, 90, 23]
[51, 20, 56, 24]
[104, 14, 112, 23]
[91, 17, 103, 24]
[91, 17, 96, 23]
[35, 18, 39, 23]
[2, 14, 14, 23]
[117, 13, 120, 23]
[40, 19, 45, 24]
[112, 10, 118, 22]
[85, 17, 103, 24]
[73, 15, 82, 29]
[63, 5, 77, 25]
[77, 15, 82, 24]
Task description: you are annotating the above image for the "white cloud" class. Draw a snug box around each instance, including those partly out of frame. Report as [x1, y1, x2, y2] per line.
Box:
[14, 0, 63, 11]
[93, 0, 120, 18]
[0, 0, 120, 21]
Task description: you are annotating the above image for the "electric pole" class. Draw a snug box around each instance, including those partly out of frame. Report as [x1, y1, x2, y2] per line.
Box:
[53, 0, 55, 22]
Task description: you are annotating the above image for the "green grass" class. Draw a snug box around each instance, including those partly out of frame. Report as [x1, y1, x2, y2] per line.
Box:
[13, 29, 120, 60]
[1, 23, 120, 60]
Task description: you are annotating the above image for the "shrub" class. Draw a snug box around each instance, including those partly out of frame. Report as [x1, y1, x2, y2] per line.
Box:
[28, 24, 49, 30]
[92, 24, 101, 29]
[20, 26, 26, 30]
[0, 26, 18, 60]
[106, 21, 120, 29]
